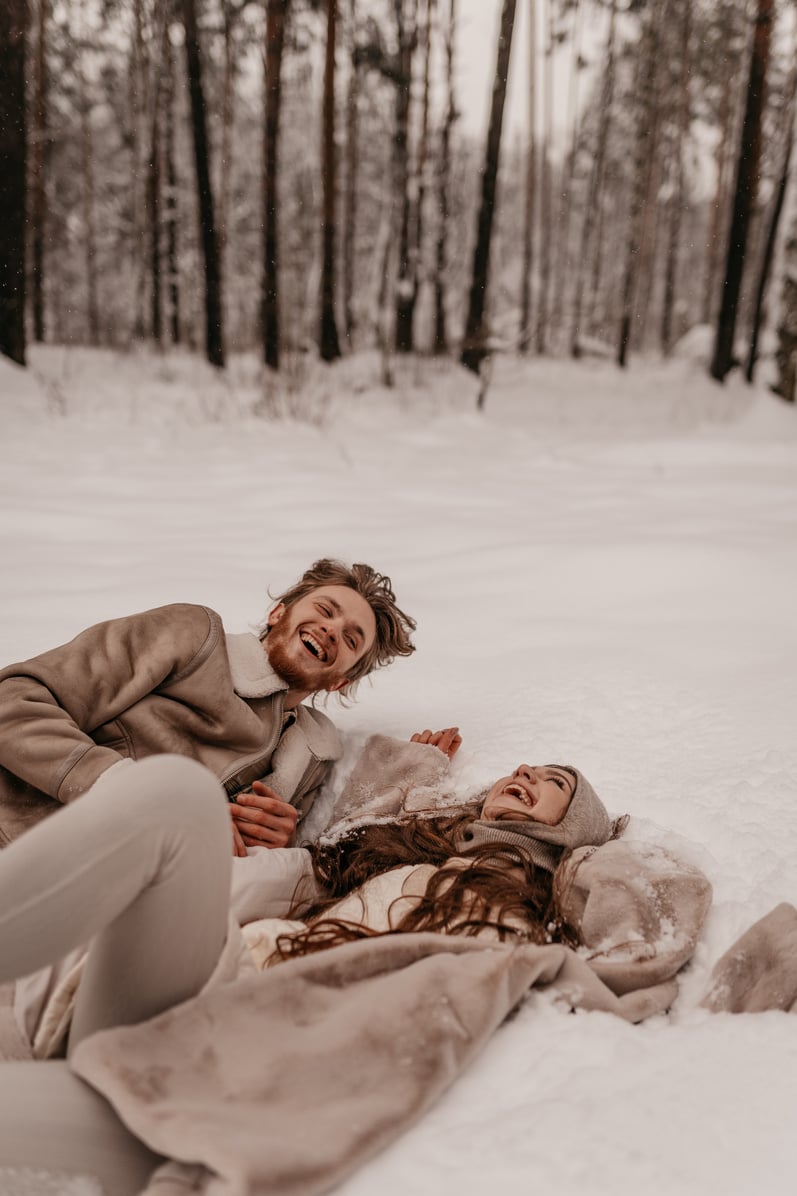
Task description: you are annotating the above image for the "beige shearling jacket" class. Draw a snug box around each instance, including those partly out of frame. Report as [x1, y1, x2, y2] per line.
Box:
[0, 603, 342, 845]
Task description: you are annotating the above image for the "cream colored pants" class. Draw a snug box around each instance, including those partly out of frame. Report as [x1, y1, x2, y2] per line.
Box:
[0, 755, 232, 1195]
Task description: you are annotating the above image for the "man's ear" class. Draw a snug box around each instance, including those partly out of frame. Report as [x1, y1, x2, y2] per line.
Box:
[267, 603, 285, 628]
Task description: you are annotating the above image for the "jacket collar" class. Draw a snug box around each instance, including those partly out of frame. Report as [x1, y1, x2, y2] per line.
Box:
[225, 632, 288, 699]
[225, 632, 341, 761]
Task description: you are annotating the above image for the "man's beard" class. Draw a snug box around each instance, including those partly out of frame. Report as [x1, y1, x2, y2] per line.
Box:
[264, 620, 317, 692]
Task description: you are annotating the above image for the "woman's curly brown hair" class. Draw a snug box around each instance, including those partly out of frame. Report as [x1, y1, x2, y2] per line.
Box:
[275, 809, 579, 962]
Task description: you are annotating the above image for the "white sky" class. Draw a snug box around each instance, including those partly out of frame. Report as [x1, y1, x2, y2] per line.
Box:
[454, 0, 606, 147]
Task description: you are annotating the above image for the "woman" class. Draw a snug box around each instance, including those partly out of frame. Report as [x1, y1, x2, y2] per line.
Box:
[263, 741, 619, 964]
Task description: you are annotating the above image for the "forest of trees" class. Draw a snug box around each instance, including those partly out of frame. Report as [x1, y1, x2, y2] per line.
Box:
[1, 0, 797, 401]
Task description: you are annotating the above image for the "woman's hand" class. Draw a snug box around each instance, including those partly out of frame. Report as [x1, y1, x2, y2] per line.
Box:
[410, 727, 462, 760]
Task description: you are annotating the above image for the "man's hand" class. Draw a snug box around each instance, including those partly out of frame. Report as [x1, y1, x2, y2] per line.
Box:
[228, 781, 299, 853]
[410, 727, 462, 760]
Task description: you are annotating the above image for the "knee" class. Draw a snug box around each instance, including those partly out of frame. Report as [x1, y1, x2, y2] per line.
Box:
[94, 756, 229, 843]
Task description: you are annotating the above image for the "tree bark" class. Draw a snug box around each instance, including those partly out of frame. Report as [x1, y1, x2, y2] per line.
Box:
[262, 0, 287, 370]
[77, 0, 100, 345]
[404, 0, 433, 350]
[182, 0, 225, 368]
[660, 0, 692, 355]
[394, 0, 418, 354]
[550, 0, 583, 345]
[617, 5, 660, 369]
[433, 0, 456, 355]
[745, 55, 797, 383]
[535, 0, 553, 354]
[31, 0, 48, 343]
[319, 0, 342, 361]
[130, 0, 150, 340]
[710, 0, 774, 383]
[460, 0, 517, 375]
[164, 27, 181, 345]
[570, 0, 616, 357]
[147, 16, 170, 346]
[772, 226, 797, 403]
[0, 0, 27, 365]
[518, 0, 536, 354]
[218, 0, 239, 286]
[342, 0, 360, 344]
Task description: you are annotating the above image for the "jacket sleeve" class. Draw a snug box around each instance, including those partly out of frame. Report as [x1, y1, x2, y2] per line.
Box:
[0, 604, 219, 803]
[556, 838, 713, 996]
[322, 734, 453, 833]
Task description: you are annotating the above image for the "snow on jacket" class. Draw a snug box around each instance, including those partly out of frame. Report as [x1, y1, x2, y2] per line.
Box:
[0, 603, 342, 845]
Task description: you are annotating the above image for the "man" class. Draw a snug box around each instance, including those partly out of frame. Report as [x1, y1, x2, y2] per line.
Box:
[0, 559, 416, 854]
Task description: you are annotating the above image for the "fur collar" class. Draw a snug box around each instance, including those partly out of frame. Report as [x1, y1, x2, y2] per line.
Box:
[225, 632, 288, 699]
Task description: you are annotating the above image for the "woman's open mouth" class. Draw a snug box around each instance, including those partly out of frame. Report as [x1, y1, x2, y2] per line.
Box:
[502, 782, 534, 808]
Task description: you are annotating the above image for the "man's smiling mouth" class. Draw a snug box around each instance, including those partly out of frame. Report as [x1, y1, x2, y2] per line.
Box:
[300, 630, 328, 662]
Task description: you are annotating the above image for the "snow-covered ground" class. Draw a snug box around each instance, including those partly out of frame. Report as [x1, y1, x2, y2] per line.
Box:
[2, 343, 796, 1195]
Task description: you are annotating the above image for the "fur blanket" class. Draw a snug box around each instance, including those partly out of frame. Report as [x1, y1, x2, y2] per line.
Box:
[71, 930, 681, 1196]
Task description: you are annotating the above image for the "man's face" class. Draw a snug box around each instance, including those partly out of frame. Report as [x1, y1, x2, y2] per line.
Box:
[265, 584, 377, 695]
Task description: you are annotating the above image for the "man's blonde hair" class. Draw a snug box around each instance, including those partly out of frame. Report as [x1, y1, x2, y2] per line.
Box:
[266, 558, 416, 692]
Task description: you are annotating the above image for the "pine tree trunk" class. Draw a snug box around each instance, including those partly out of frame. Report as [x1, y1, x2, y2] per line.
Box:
[745, 56, 797, 383]
[31, 0, 48, 343]
[772, 223, 797, 402]
[710, 0, 774, 383]
[550, 0, 583, 345]
[319, 0, 342, 361]
[660, 0, 691, 355]
[342, 0, 359, 345]
[404, 0, 432, 350]
[461, 0, 517, 375]
[77, 3, 100, 346]
[702, 72, 733, 326]
[433, 0, 456, 355]
[218, 0, 239, 294]
[570, 0, 616, 357]
[394, 0, 418, 354]
[518, 0, 536, 354]
[148, 17, 169, 346]
[130, 0, 150, 340]
[182, 0, 225, 368]
[617, 6, 660, 369]
[164, 30, 181, 345]
[535, 0, 553, 354]
[0, 0, 27, 365]
[262, 0, 286, 370]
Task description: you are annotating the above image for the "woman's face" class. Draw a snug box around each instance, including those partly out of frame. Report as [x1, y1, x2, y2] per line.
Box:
[480, 765, 576, 826]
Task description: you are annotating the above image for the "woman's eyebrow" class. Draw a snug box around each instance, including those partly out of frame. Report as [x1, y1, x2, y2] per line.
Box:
[546, 767, 576, 794]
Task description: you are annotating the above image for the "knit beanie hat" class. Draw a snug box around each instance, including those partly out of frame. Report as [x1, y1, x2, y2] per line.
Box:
[455, 767, 613, 873]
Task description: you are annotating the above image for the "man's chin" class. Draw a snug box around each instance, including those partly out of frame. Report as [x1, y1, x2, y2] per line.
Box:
[267, 640, 318, 692]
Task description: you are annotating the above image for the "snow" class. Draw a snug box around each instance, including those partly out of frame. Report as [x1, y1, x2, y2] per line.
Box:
[2, 344, 797, 1194]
